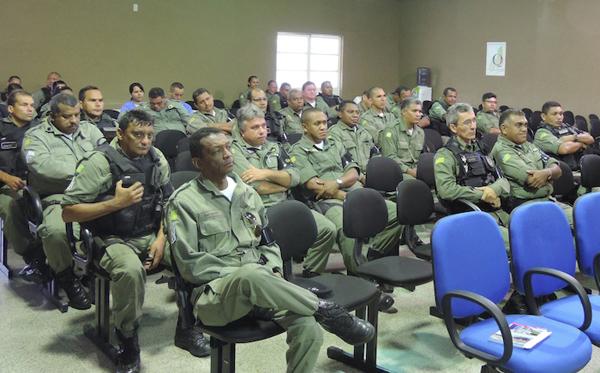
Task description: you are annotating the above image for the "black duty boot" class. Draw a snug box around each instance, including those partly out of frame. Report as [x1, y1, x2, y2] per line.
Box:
[314, 300, 375, 345]
[18, 257, 51, 284]
[116, 329, 141, 373]
[377, 293, 398, 314]
[174, 319, 210, 358]
[55, 268, 91, 310]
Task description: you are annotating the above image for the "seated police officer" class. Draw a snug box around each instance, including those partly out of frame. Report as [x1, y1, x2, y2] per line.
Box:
[79, 85, 118, 137]
[139, 87, 189, 135]
[434, 103, 511, 248]
[22, 93, 105, 309]
[360, 87, 397, 144]
[290, 108, 402, 272]
[0, 90, 47, 281]
[248, 88, 284, 142]
[165, 127, 375, 373]
[231, 104, 336, 276]
[476, 92, 501, 135]
[61, 110, 209, 373]
[533, 100, 595, 171]
[187, 88, 233, 135]
[278, 89, 304, 137]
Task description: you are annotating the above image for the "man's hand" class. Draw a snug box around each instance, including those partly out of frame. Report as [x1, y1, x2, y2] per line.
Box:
[526, 169, 551, 189]
[477, 186, 500, 208]
[241, 166, 270, 183]
[321, 180, 339, 199]
[113, 180, 144, 208]
[2, 174, 26, 191]
[144, 237, 165, 271]
[406, 168, 417, 178]
[358, 174, 366, 185]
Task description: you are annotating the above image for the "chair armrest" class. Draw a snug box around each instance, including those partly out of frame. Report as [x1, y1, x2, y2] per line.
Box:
[524, 267, 592, 331]
[593, 252, 600, 292]
[442, 290, 512, 365]
[456, 199, 482, 212]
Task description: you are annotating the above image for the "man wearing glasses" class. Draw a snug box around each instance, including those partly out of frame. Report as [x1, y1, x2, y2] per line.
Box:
[476, 92, 501, 135]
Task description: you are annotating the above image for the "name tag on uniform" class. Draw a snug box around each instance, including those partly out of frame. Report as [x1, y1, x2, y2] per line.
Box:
[558, 128, 569, 135]
[0, 141, 17, 150]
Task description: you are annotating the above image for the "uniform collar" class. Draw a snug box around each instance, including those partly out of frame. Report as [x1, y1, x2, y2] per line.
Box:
[497, 135, 525, 150]
[196, 172, 242, 197]
[45, 117, 87, 139]
[298, 135, 329, 151]
[334, 120, 358, 132]
[454, 136, 476, 151]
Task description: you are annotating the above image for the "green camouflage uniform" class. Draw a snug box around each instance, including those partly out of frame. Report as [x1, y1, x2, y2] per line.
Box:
[139, 100, 189, 134]
[379, 117, 424, 179]
[360, 108, 396, 145]
[476, 111, 500, 134]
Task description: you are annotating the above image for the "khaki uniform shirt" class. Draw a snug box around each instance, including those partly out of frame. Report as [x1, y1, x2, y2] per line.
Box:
[490, 135, 558, 200]
[533, 124, 573, 155]
[22, 117, 105, 199]
[379, 117, 424, 172]
[360, 108, 396, 144]
[267, 92, 282, 112]
[278, 107, 303, 135]
[139, 100, 189, 134]
[304, 96, 337, 118]
[429, 99, 449, 122]
[328, 120, 375, 173]
[476, 111, 500, 134]
[186, 108, 230, 135]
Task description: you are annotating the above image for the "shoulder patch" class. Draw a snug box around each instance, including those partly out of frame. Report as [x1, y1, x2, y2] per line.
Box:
[169, 209, 179, 221]
[502, 153, 511, 163]
[23, 138, 31, 148]
[386, 132, 392, 138]
[76, 163, 85, 173]
[435, 156, 445, 165]
[539, 133, 547, 139]
[289, 155, 296, 163]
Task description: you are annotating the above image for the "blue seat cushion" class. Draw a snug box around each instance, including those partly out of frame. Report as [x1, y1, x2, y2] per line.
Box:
[540, 295, 600, 343]
[460, 314, 591, 373]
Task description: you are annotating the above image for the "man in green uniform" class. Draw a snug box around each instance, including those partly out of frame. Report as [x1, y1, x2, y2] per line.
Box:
[379, 98, 425, 180]
[434, 103, 511, 248]
[168, 82, 193, 113]
[389, 86, 431, 128]
[278, 89, 304, 136]
[290, 108, 402, 273]
[302, 81, 337, 119]
[475, 92, 500, 135]
[187, 88, 233, 135]
[62, 110, 208, 373]
[357, 90, 371, 115]
[266, 79, 282, 112]
[22, 93, 106, 309]
[248, 89, 285, 142]
[278, 82, 291, 109]
[139, 87, 189, 135]
[360, 87, 396, 143]
[79, 86, 118, 136]
[32, 71, 61, 110]
[490, 108, 572, 224]
[328, 101, 376, 183]
[231, 104, 336, 275]
[165, 127, 375, 373]
[429, 87, 458, 122]
[533, 100, 595, 171]
[318, 81, 342, 108]
[0, 91, 46, 281]
[238, 75, 260, 107]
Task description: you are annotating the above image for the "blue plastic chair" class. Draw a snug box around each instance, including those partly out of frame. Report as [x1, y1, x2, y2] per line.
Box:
[433, 211, 592, 373]
[510, 201, 600, 345]
[574, 192, 600, 290]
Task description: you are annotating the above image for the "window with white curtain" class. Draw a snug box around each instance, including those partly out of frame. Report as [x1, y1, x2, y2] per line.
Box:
[276, 33, 343, 95]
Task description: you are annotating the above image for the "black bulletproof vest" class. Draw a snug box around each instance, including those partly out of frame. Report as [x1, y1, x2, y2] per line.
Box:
[540, 123, 580, 170]
[0, 119, 34, 180]
[84, 145, 164, 238]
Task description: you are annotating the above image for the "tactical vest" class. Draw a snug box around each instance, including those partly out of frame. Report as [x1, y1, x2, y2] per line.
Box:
[540, 123, 580, 170]
[265, 111, 284, 142]
[0, 120, 32, 180]
[84, 145, 166, 238]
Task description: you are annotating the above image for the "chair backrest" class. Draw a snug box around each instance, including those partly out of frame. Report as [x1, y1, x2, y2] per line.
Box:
[423, 128, 443, 153]
[175, 151, 195, 172]
[154, 130, 188, 158]
[590, 118, 600, 139]
[530, 111, 542, 132]
[479, 133, 498, 155]
[396, 179, 434, 225]
[171, 171, 197, 189]
[285, 133, 303, 145]
[499, 105, 509, 113]
[267, 200, 317, 262]
[103, 109, 120, 120]
[185, 101, 196, 110]
[21, 186, 43, 226]
[177, 137, 190, 153]
[213, 99, 226, 109]
[552, 160, 575, 197]
[509, 202, 576, 296]
[522, 108, 533, 121]
[343, 188, 388, 239]
[574, 192, 600, 277]
[422, 100, 433, 115]
[364, 156, 403, 192]
[564, 110, 575, 126]
[589, 113, 599, 122]
[575, 115, 589, 132]
[580, 154, 600, 189]
[416, 152, 435, 188]
[432, 212, 510, 318]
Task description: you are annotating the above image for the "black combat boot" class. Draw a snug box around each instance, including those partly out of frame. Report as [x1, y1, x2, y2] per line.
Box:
[174, 316, 211, 358]
[18, 255, 51, 284]
[116, 329, 141, 373]
[314, 300, 375, 345]
[55, 268, 91, 310]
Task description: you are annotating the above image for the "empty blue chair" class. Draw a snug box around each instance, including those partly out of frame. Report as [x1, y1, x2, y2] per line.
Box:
[433, 211, 592, 373]
[510, 201, 600, 345]
[574, 192, 600, 289]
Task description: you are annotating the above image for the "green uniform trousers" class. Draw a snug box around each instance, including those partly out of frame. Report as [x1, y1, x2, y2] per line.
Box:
[37, 202, 73, 273]
[302, 210, 336, 273]
[0, 188, 38, 260]
[195, 263, 323, 373]
[321, 200, 401, 274]
[99, 237, 150, 337]
[488, 209, 510, 251]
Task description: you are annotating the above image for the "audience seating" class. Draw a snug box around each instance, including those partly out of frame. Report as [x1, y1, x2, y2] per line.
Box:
[364, 156, 403, 199]
[422, 100, 432, 115]
[579, 155, 600, 193]
[564, 110, 575, 126]
[432, 211, 592, 373]
[0, 219, 11, 278]
[521, 107, 532, 122]
[529, 111, 542, 132]
[171, 171, 197, 189]
[154, 130, 188, 169]
[574, 192, 600, 290]
[479, 133, 498, 155]
[174, 151, 195, 172]
[590, 116, 600, 139]
[103, 109, 119, 120]
[552, 161, 577, 203]
[575, 115, 589, 132]
[213, 99, 226, 109]
[423, 128, 443, 153]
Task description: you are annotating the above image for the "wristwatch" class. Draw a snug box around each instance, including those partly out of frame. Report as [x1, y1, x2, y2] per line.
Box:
[335, 178, 343, 187]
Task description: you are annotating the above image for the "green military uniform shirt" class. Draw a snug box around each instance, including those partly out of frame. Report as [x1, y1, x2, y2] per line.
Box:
[22, 117, 105, 198]
[139, 99, 189, 134]
[533, 125, 566, 155]
[238, 89, 250, 107]
[379, 117, 424, 173]
[490, 135, 558, 200]
[360, 108, 396, 144]
[328, 120, 375, 174]
[267, 92, 282, 112]
[304, 96, 337, 119]
[165, 174, 283, 294]
[186, 108, 230, 135]
[278, 107, 303, 135]
[429, 99, 449, 122]
[231, 139, 300, 207]
[476, 111, 500, 134]
[434, 137, 510, 202]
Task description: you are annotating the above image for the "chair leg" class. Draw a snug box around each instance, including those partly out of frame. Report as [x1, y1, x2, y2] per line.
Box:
[41, 278, 69, 313]
[0, 230, 12, 279]
[210, 338, 236, 373]
[83, 275, 119, 363]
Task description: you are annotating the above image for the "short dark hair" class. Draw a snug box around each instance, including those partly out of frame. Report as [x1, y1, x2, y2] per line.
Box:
[78, 85, 99, 101]
[170, 82, 184, 90]
[302, 81, 316, 91]
[247, 75, 258, 83]
[51, 80, 68, 96]
[128, 82, 144, 94]
[7, 75, 21, 82]
[7, 90, 31, 107]
[148, 87, 165, 99]
[366, 86, 383, 99]
[499, 108, 526, 126]
[50, 93, 79, 116]
[443, 87, 457, 96]
[392, 86, 410, 95]
[58, 86, 73, 94]
[117, 109, 154, 131]
[189, 127, 225, 159]
[541, 101, 562, 115]
[280, 82, 291, 90]
[339, 100, 358, 112]
[6, 83, 22, 96]
[267, 79, 276, 86]
[192, 88, 211, 103]
[482, 92, 496, 101]
[301, 107, 324, 124]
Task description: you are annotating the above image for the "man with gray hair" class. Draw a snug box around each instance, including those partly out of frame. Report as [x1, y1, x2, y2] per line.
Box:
[231, 104, 337, 276]
[379, 98, 425, 179]
[434, 102, 510, 249]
